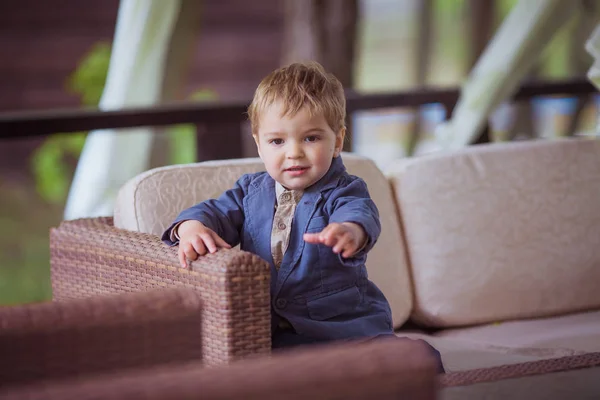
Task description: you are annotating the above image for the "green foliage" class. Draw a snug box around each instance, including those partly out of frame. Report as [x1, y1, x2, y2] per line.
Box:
[0, 181, 58, 305]
[432, 0, 469, 74]
[67, 42, 112, 106]
[434, 0, 466, 17]
[539, 15, 577, 78]
[31, 42, 111, 204]
[167, 124, 197, 165]
[31, 133, 87, 204]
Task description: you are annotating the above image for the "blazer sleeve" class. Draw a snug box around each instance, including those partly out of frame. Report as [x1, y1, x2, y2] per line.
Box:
[327, 177, 381, 267]
[161, 174, 250, 247]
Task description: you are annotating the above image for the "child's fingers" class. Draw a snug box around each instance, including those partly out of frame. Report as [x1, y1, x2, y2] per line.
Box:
[191, 236, 208, 256]
[182, 242, 200, 260]
[303, 232, 321, 243]
[200, 232, 218, 254]
[320, 224, 342, 247]
[317, 225, 333, 245]
[341, 244, 358, 259]
[181, 242, 199, 268]
[303, 223, 360, 257]
[304, 224, 345, 247]
[178, 247, 188, 269]
[332, 232, 352, 254]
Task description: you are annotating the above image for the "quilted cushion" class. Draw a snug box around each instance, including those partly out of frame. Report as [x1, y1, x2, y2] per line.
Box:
[387, 138, 600, 328]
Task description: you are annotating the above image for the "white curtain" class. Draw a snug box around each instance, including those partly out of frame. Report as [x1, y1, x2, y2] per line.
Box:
[63, 0, 181, 220]
[434, 0, 580, 150]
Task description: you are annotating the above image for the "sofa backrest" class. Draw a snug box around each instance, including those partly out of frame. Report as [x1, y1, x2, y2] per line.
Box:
[387, 138, 600, 328]
[114, 153, 413, 327]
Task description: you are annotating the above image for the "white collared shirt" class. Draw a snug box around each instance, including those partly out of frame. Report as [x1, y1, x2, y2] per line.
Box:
[271, 182, 303, 269]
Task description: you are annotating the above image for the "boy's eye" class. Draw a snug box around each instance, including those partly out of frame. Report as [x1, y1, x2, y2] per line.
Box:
[269, 138, 284, 145]
[305, 135, 319, 142]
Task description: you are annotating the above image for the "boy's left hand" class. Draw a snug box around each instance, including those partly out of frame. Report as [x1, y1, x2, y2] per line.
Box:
[303, 222, 366, 258]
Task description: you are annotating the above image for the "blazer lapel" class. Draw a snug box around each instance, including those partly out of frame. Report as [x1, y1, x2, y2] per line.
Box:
[245, 178, 276, 269]
[273, 190, 322, 297]
[264, 156, 347, 297]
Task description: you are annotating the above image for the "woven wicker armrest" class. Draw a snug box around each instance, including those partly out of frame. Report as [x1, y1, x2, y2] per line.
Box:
[50, 217, 271, 365]
[0, 288, 203, 388]
[0, 336, 439, 400]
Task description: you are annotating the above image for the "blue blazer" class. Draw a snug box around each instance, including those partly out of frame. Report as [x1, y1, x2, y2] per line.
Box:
[162, 156, 393, 340]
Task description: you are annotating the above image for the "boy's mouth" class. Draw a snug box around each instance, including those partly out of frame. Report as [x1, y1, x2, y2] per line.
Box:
[285, 166, 309, 171]
[284, 166, 309, 175]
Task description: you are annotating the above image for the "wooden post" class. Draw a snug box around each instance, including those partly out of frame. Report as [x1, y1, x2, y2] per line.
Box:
[467, 0, 494, 67]
[281, 0, 325, 65]
[281, 0, 359, 151]
[321, 0, 358, 88]
[324, 0, 358, 150]
[154, 0, 202, 165]
[406, 0, 433, 157]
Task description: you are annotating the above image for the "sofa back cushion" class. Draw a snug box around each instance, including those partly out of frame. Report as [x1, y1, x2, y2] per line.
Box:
[387, 138, 600, 328]
[114, 153, 413, 327]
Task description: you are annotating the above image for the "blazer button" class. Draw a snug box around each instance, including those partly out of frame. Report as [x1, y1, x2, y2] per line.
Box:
[277, 222, 286, 230]
[275, 298, 287, 309]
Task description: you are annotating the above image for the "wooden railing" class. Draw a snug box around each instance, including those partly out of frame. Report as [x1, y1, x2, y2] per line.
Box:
[0, 78, 596, 160]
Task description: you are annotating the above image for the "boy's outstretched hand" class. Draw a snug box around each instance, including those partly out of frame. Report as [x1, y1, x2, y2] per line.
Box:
[176, 220, 231, 268]
[303, 222, 366, 258]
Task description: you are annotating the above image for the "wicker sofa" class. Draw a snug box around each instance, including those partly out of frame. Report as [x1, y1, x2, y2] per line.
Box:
[0, 288, 205, 388]
[0, 289, 439, 399]
[48, 137, 600, 397]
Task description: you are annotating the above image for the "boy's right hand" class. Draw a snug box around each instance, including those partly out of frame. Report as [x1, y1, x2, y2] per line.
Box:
[176, 220, 231, 268]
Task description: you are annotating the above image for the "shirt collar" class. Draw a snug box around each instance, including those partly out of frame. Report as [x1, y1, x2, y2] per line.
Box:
[275, 182, 303, 205]
[275, 182, 286, 201]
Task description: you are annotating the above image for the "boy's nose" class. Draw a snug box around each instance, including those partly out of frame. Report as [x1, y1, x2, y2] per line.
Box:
[287, 143, 304, 158]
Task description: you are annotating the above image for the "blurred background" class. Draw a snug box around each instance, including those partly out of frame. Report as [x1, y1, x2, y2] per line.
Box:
[1, 0, 599, 305]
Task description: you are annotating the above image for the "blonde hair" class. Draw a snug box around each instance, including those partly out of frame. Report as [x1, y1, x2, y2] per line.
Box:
[247, 61, 346, 135]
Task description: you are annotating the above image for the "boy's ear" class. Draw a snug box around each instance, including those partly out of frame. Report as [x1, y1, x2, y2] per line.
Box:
[334, 128, 346, 158]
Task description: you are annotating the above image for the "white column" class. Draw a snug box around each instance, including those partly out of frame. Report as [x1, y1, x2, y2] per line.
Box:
[63, 0, 181, 220]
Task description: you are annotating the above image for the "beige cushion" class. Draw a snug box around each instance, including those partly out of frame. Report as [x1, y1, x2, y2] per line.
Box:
[435, 309, 600, 354]
[387, 138, 600, 328]
[441, 368, 600, 399]
[114, 153, 413, 327]
[114, 158, 265, 235]
[396, 332, 572, 373]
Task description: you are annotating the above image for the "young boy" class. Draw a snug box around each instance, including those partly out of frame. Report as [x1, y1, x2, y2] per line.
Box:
[162, 62, 443, 371]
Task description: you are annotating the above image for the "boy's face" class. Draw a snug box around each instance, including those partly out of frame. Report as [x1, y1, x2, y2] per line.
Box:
[253, 101, 344, 191]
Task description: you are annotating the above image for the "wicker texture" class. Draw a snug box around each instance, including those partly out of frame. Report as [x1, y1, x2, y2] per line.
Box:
[442, 352, 600, 387]
[0, 337, 439, 400]
[0, 288, 203, 388]
[49, 217, 271, 365]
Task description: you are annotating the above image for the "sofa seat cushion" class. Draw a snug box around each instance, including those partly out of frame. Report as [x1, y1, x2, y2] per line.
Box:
[387, 138, 600, 328]
[113, 153, 413, 327]
[441, 362, 600, 399]
[398, 308, 600, 372]
[396, 332, 576, 373]
[434, 309, 600, 355]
